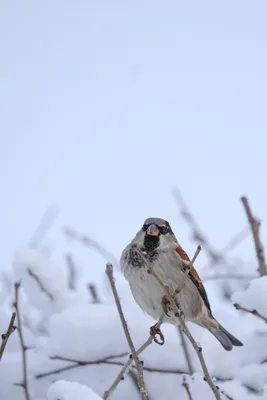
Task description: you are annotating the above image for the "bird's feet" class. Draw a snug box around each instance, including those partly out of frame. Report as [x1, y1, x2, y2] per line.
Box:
[150, 324, 165, 346]
[174, 308, 185, 320]
[161, 294, 172, 317]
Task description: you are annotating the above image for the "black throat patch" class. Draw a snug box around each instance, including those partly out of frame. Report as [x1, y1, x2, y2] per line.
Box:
[143, 234, 159, 253]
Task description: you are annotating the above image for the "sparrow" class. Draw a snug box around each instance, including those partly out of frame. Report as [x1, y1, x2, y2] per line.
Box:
[120, 217, 243, 351]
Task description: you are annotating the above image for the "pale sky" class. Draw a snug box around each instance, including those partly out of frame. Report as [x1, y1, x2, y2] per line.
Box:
[1, 1, 266, 281]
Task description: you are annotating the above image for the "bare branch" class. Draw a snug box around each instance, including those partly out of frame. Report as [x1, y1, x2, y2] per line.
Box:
[36, 353, 187, 379]
[175, 245, 200, 376]
[174, 191, 250, 271]
[27, 268, 54, 301]
[63, 226, 119, 267]
[182, 376, 193, 400]
[65, 254, 77, 291]
[128, 370, 151, 400]
[173, 190, 223, 265]
[240, 196, 267, 276]
[134, 246, 221, 400]
[234, 303, 267, 323]
[105, 263, 148, 399]
[87, 283, 101, 303]
[221, 390, 234, 400]
[14, 283, 30, 400]
[0, 312, 16, 361]
[103, 312, 165, 399]
[174, 245, 202, 296]
[178, 326, 193, 375]
[219, 225, 250, 254]
[50, 352, 128, 365]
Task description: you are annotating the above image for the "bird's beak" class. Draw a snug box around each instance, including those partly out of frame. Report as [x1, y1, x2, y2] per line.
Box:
[146, 224, 160, 236]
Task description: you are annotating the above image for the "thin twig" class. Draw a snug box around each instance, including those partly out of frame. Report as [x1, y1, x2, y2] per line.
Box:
[65, 254, 77, 291]
[36, 354, 187, 379]
[219, 226, 250, 254]
[0, 312, 16, 361]
[221, 390, 234, 400]
[103, 312, 165, 399]
[240, 196, 267, 276]
[14, 283, 30, 400]
[63, 226, 119, 267]
[135, 246, 221, 400]
[50, 352, 128, 364]
[174, 245, 202, 296]
[178, 326, 193, 375]
[27, 268, 54, 301]
[175, 246, 201, 376]
[234, 303, 267, 323]
[173, 191, 250, 275]
[182, 376, 193, 400]
[87, 283, 101, 303]
[174, 190, 251, 285]
[201, 229, 250, 276]
[173, 190, 223, 265]
[105, 263, 148, 399]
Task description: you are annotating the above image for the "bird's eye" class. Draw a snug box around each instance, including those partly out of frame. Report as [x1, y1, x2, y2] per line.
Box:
[160, 225, 170, 235]
[142, 224, 148, 231]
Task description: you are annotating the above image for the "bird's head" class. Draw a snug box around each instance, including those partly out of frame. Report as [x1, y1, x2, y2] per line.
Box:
[134, 217, 177, 253]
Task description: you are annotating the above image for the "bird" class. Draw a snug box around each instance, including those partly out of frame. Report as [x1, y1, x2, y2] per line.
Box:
[120, 217, 243, 351]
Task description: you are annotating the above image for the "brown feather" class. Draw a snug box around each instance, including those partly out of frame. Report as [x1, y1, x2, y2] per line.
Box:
[175, 245, 212, 315]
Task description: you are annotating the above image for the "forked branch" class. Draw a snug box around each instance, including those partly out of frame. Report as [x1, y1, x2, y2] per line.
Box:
[105, 263, 148, 400]
[103, 312, 166, 399]
[36, 351, 187, 379]
[234, 303, 267, 323]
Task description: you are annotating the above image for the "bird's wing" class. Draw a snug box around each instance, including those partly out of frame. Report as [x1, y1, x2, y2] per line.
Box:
[175, 245, 212, 315]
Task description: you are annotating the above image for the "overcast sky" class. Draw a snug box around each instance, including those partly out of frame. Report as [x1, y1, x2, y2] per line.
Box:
[1, 1, 266, 282]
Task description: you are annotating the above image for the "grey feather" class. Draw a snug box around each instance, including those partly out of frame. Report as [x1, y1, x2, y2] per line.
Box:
[209, 323, 243, 351]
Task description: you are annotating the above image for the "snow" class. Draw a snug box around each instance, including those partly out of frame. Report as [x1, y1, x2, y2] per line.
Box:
[1, 193, 267, 399]
[0, 282, 7, 306]
[13, 248, 88, 318]
[1, 243, 267, 400]
[232, 276, 267, 317]
[47, 380, 102, 400]
[47, 303, 129, 360]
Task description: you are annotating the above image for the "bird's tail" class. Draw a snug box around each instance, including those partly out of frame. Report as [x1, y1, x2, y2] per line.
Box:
[209, 323, 243, 351]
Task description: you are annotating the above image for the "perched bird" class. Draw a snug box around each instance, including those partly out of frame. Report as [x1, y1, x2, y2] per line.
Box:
[120, 217, 243, 351]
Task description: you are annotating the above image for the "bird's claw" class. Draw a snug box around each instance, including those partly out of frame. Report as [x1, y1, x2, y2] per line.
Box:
[150, 324, 165, 345]
[161, 295, 171, 317]
[174, 309, 185, 320]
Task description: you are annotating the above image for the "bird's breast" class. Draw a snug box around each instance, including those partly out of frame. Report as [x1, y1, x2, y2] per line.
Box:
[121, 247, 206, 323]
